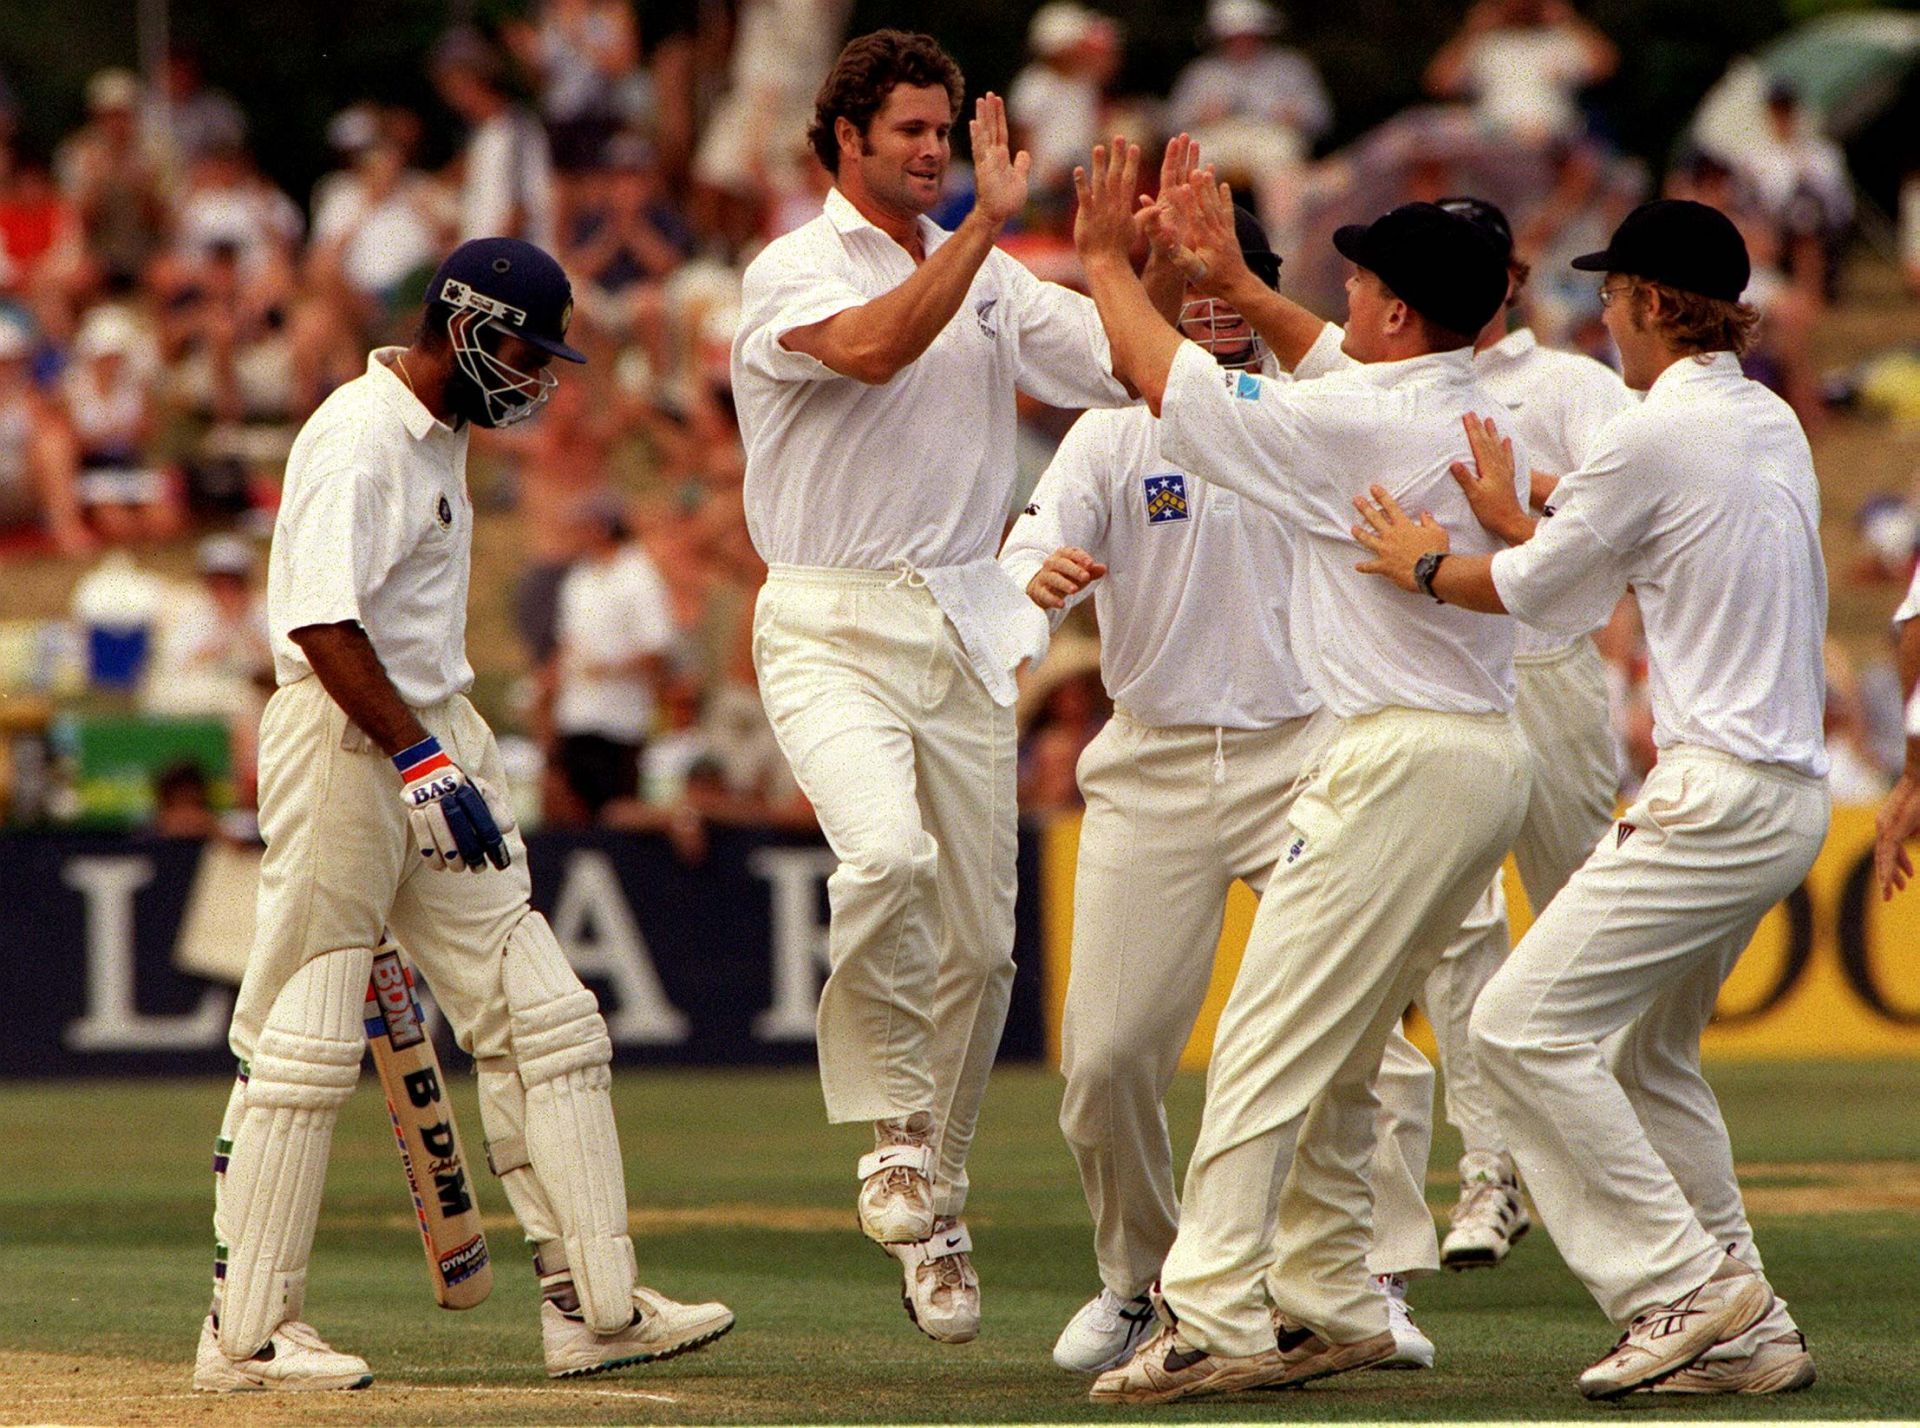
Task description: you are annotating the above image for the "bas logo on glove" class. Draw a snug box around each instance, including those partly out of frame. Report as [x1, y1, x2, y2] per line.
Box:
[393, 736, 512, 872]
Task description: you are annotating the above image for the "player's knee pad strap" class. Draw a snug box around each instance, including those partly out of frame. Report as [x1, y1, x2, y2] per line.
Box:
[215, 947, 371, 1359]
[499, 915, 633, 1333]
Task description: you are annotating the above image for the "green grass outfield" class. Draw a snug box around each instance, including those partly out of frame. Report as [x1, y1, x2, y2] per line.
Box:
[2, 1061, 1918, 1424]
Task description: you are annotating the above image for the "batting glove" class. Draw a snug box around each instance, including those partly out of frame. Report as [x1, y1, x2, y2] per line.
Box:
[393, 736, 513, 872]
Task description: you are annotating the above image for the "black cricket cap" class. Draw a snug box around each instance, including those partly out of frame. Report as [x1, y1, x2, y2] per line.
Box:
[1332, 202, 1508, 337]
[429, 237, 587, 363]
[1436, 195, 1514, 263]
[1234, 205, 1283, 290]
[1570, 198, 1750, 304]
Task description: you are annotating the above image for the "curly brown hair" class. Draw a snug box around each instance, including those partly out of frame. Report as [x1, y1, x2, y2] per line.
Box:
[807, 30, 965, 177]
[1628, 278, 1761, 358]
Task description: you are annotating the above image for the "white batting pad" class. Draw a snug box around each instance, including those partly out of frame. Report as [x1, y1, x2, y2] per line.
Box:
[502, 914, 635, 1333]
[215, 947, 371, 1358]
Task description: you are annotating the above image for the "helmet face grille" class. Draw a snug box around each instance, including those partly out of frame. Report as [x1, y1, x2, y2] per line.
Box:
[448, 308, 556, 428]
[1178, 296, 1265, 371]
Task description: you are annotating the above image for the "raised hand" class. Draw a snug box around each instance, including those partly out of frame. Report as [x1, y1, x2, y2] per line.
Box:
[1073, 138, 1142, 266]
[1137, 134, 1198, 253]
[1449, 413, 1534, 545]
[1351, 484, 1451, 592]
[1025, 547, 1109, 610]
[1152, 168, 1253, 298]
[971, 93, 1032, 227]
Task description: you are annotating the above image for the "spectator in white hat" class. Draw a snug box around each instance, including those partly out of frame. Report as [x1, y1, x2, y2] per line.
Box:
[1010, 2, 1123, 209]
[1169, 0, 1331, 173]
[63, 303, 180, 545]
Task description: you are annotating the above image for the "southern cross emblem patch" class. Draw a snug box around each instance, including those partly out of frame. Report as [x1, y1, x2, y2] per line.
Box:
[1144, 473, 1189, 523]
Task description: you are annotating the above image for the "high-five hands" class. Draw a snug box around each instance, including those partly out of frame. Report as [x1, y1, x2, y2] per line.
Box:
[1073, 138, 1142, 266]
[1147, 167, 1251, 298]
[1024, 547, 1108, 610]
[971, 93, 1032, 227]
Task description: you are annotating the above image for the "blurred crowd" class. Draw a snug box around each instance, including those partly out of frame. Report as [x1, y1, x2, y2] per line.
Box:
[0, 0, 1911, 839]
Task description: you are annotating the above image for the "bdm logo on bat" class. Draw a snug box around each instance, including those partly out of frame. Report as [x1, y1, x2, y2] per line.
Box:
[370, 951, 425, 1050]
[439, 1234, 490, 1286]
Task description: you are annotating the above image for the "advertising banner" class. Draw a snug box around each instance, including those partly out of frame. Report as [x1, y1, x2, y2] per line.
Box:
[0, 825, 1048, 1077]
[1038, 805, 1920, 1067]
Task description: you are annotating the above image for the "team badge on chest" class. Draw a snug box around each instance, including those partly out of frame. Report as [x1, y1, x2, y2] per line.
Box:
[436, 494, 454, 529]
[1144, 473, 1189, 524]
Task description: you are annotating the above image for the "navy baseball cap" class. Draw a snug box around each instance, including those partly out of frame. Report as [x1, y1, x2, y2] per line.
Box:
[1436, 195, 1514, 263]
[429, 237, 586, 363]
[1233, 205, 1283, 290]
[1571, 199, 1750, 303]
[1333, 202, 1508, 337]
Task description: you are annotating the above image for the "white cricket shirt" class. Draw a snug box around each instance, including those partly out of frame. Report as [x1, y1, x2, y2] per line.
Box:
[268, 349, 475, 707]
[552, 545, 675, 741]
[732, 186, 1131, 572]
[1473, 327, 1638, 657]
[1159, 338, 1522, 719]
[999, 403, 1317, 729]
[1492, 353, 1829, 777]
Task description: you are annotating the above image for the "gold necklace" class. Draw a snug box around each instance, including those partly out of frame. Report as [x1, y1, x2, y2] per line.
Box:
[394, 353, 417, 397]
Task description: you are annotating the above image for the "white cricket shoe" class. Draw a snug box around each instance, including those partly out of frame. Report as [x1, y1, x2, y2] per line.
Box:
[1647, 1330, 1815, 1395]
[1370, 1273, 1435, 1370]
[857, 1114, 936, 1245]
[1053, 1288, 1158, 1373]
[1088, 1323, 1282, 1405]
[887, 1215, 979, 1343]
[543, 1284, 735, 1378]
[1576, 1254, 1774, 1400]
[1441, 1150, 1530, 1269]
[192, 1315, 372, 1392]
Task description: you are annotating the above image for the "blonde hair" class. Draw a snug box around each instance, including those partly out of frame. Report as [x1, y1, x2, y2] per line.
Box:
[1628, 278, 1760, 358]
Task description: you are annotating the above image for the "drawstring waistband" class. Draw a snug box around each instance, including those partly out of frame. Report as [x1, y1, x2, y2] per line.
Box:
[887, 561, 928, 590]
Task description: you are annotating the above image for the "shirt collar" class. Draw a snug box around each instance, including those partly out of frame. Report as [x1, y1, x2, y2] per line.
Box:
[369, 347, 447, 441]
[1477, 326, 1537, 368]
[823, 185, 947, 256]
[1339, 345, 1477, 390]
[1643, 350, 1743, 406]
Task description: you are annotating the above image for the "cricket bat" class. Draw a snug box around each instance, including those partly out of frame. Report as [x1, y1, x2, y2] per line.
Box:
[364, 943, 493, 1309]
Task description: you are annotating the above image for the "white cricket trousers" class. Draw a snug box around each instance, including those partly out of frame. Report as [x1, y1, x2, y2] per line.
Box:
[230, 675, 535, 1064]
[1369, 638, 1619, 1273]
[1160, 707, 1531, 1356]
[1471, 746, 1827, 1340]
[1057, 707, 1334, 1299]
[754, 566, 1018, 1217]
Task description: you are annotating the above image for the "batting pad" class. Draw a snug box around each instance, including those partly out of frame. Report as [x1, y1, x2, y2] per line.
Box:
[216, 947, 371, 1359]
[501, 914, 635, 1333]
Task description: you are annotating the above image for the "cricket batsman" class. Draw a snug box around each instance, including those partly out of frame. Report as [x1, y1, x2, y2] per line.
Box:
[193, 238, 733, 1391]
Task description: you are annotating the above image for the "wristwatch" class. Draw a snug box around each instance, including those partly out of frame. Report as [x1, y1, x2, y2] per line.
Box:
[1414, 550, 1449, 602]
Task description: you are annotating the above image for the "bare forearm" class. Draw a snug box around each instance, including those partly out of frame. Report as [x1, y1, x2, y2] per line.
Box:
[1142, 247, 1185, 324]
[789, 209, 1001, 383]
[1083, 252, 1185, 413]
[1432, 554, 1509, 614]
[289, 622, 429, 755]
[1223, 274, 1327, 372]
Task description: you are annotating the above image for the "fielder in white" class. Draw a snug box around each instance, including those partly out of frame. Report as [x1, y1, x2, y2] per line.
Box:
[729, 31, 1163, 1341]
[1071, 146, 1532, 1407]
[1354, 198, 1827, 1399]
[194, 239, 733, 1392]
[1358, 195, 1636, 1278]
[1001, 205, 1435, 1378]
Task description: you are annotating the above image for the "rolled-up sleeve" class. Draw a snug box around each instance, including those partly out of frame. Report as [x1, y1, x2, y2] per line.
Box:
[1006, 260, 1132, 410]
[734, 243, 869, 384]
[274, 462, 392, 639]
[1490, 507, 1631, 637]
